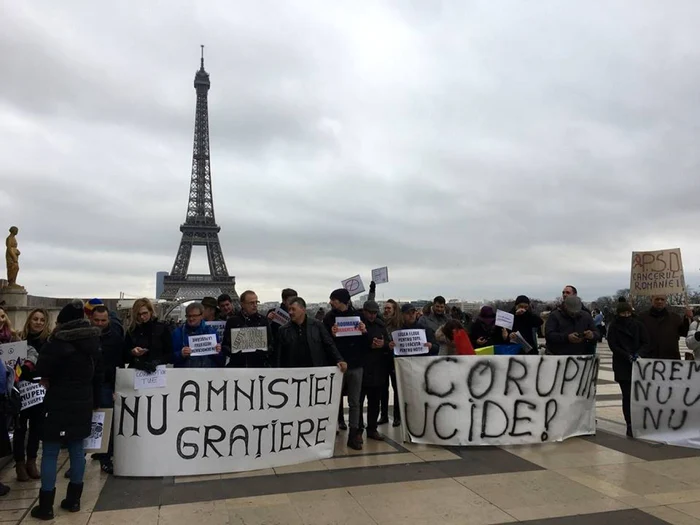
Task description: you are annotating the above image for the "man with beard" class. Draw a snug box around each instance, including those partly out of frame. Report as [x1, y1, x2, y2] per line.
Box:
[223, 290, 271, 368]
[545, 296, 598, 355]
[418, 296, 452, 333]
[217, 294, 236, 320]
[638, 295, 692, 360]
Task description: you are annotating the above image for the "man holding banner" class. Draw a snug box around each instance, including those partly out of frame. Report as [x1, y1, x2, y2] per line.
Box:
[223, 290, 272, 368]
[172, 303, 223, 369]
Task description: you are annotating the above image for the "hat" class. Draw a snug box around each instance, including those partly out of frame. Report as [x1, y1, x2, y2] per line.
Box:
[58, 300, 85, 324]
[515, 295, 530, 305]
[617, 302, 633, 315]
[202, 297, 218, 309]
[330, 288, 351, 305]
[564, 296, 582, 315]
[84, 298, 104, 316]
[401, 303, 416, 314]
[363, 300, 379, 313]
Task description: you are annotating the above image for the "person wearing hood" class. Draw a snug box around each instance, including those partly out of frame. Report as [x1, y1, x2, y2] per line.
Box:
[638, 295, 692, 360]
[418, 296, 452, 333]
[15, 308, 49, 481]
[607, 301, 650, 437]
[223, 290, 271, 368]
[30, 300, 103, 520]
[469, 306, 508, 349]
[172, 303, 224, 368]
[545, 296, 598, 355]
[125, 298, 172, 373]
[506, 296, 543, 354]
[324, 288, 368, 450]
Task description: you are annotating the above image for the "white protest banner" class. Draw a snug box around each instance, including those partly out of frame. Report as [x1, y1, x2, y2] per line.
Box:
[631, 359, 700, 448]
[188, 334, 218, 356]
[630, 248, 685, 296]
[0, 341, 27, 374]
[84, 409, 113, 454]
[206, 321, 227, 341]
[341, 275, 365, 297]
[19, 381, 45, 410]
[134, 365, 167, 390]
[270, 308, 290, 326]
[371, 267, 389, 284]
[336, 316, 362, 338]
[495, 310, 515, 331]
[114, 367, 343, 477]
[231, 327, 268, 353]
[392, 329, 428, 356]
[395, 355, 598, 446]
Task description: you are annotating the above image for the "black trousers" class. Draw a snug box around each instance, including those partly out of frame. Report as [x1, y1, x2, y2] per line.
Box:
[13, 404, 43, 463]
[618, 380, 631, 429]
[359, 385, 383, 432]
[380, 368, 400, 420]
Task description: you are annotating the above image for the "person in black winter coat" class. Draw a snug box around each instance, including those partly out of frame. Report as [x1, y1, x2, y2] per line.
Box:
[31, 300, 103, 520]
[358, 301, 389, 441]
[324, 288, 369, 450]
[506, 296, 543, 354]
[124, 298, 172, 373]
[545, 296, 598, 356]
[469, 306, 508, 349]
[607, 301, 650, 437]
[224, 290, 272, 368]
[88, 305, 124, 474]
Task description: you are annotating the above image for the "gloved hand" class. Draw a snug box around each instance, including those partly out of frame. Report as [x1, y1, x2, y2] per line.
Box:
[132, 358, 157, 374]
[629, 353, 639, 363]
[369, 281, 376, 294]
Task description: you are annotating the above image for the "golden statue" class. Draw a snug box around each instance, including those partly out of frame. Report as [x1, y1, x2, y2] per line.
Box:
[5, 226, 20, 287]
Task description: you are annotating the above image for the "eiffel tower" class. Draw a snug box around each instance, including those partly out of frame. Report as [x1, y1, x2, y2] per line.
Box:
[161, 47, 238, 302]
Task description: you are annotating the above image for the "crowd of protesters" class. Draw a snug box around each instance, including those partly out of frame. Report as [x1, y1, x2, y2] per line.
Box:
[0, 282, 697, 519]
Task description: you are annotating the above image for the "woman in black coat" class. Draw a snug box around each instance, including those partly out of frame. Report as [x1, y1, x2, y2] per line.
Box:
[607, 301, 649, 438]
[506, 295, 544, 354]
[469, 306, 508, 349]
[124, 298, 172, 372]
[31, 301, 103, 520]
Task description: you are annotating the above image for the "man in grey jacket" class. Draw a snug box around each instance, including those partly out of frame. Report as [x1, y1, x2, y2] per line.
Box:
[418, 296, 452, 333]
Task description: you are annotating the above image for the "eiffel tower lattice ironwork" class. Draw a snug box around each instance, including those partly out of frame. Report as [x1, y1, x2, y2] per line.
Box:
[160, 47, 238, 302]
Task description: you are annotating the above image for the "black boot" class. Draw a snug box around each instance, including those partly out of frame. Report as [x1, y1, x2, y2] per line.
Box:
[60, 482, 83, 512]
[30, 489, 55, 521]
[347, 430, 363, 451]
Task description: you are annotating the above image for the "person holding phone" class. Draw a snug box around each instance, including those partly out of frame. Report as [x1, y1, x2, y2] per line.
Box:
[358, 301, 390, 441]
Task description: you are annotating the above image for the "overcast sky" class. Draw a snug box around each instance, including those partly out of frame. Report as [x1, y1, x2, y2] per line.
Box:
[2, 1, 700, 304]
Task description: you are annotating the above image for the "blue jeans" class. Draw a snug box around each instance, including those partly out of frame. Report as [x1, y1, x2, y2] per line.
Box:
[42, 440, 85, 491]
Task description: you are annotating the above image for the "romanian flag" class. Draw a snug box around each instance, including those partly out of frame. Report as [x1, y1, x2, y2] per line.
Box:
[14, 359, 22, 383]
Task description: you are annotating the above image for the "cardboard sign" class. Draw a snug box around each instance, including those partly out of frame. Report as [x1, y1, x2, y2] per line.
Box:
[84, 409, 113, 454]
[206, 321, 227, 341]
[230, 327, 268, 353]
[19, 381, 45, 410]
[188, 334, 218, 356]
[134, 365, 167, 390]
[395, 355, 598, 446]
[630, 248, 685, 296]
[631, 359, 700, 448]
[495, 310, 515, 331]
[336, 316, 362, 338]
[270, 308, 290, 326]
[341, 275, 366, 297]
[0, 341, 27, 376]
[392, 329, 428, 356]
[371, 267, 389, 285]
[114, 367, 343, 477]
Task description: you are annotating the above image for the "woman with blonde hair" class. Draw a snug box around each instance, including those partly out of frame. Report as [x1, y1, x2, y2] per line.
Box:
[14, 308, 51, 481]
[124, 298, 172, 372]
[379, 300, 402, 426]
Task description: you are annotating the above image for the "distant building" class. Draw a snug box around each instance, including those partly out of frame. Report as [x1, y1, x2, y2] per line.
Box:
[156, 271, 168, 299]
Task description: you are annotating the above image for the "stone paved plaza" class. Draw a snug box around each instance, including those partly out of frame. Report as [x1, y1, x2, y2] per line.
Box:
[2, 344, 700, 524]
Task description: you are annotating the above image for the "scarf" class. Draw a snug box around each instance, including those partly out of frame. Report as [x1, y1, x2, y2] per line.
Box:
[0, 324, 13, 344]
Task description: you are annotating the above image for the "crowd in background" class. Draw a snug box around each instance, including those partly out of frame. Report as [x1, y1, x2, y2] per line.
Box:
[0, 281, 697, 519]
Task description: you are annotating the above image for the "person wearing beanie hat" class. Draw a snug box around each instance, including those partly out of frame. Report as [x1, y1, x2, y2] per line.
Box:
[607, 300, 650, 437]
[30, 300, 103, 519]
[83, 298, 104, 318]
[504, 295, 543, 354]
[324, 288, 367, 450]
